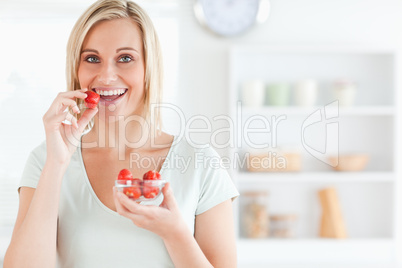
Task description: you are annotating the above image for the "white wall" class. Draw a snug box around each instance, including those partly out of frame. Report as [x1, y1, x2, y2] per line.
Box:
[175, 0, 402, 118]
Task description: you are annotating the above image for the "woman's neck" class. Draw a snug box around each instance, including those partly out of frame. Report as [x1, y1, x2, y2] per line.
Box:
[82, 115, 152, 153]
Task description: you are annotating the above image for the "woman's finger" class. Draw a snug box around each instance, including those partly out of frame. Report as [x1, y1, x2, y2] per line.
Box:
[58, 88, 88, 100]
[52, 110, 77, 125]
[63, 112, 74, 126]
[113, 188, 148, 226]
[113, 187, 130, 214]
[64, 113, 79, 129]
[160, 182, 177, 210]
[116, 191, 147, 214]
[56, 99, 80, 115]
[71, 116, 78, 129]
[46, 110, 70, 127]
[77, 107, 98, 133]
[49, 90, 87, 113]
[113, 188, 143, 216]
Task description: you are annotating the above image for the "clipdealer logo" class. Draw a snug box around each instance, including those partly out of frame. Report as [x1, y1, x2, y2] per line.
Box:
[301, 101, 339, 166]
[66, 101, 340, 169]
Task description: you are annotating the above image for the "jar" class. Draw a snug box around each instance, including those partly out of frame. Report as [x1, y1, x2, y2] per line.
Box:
[269, 214, 298, 238]
[241, 80, 265, 107]
[332, 79, 357, 107]
[293, 79, 318, 107]
[241, 191, 269, 238]
[266, 83, 290, 106]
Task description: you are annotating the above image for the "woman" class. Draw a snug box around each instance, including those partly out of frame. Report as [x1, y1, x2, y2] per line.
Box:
[4, 0, 239, 267]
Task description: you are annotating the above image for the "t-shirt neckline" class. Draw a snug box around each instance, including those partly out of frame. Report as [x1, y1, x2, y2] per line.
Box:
[77, 134, 177, 216]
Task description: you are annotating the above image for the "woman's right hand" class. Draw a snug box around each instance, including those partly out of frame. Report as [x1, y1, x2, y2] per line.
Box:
[42, 88, 98, 165]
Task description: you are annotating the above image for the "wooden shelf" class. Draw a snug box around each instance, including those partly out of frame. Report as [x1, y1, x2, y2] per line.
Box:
[236, 172, 395, 184]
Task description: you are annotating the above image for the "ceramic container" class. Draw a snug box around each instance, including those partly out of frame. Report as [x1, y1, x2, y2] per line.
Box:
[266, 83, 290, 106]
[333, 79, 357, 107]
[293, 79, 318, 107]
[241, 80, 265, 107]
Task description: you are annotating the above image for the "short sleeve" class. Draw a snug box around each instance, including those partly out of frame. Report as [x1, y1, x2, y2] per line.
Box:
[195, 148, 239, 216]
[19, 142, 47, 192]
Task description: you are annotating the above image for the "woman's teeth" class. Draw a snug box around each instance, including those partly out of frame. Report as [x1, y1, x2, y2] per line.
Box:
[94, 89, 126, 96]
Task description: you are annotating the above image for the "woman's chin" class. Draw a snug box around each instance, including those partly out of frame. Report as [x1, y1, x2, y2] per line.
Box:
[96, 105, 121, 122]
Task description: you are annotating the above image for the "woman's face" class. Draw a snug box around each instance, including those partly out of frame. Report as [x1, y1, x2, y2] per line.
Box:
[78, 18, 145, 118]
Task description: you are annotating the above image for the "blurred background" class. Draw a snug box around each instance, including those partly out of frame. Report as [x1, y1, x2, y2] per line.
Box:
[0, 0, 402, 267]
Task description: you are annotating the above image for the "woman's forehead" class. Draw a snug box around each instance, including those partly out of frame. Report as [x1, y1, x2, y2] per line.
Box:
[82, 18, 143, 54]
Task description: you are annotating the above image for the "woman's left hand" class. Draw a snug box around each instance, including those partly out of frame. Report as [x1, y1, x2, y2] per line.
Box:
[113, 182, 186, 240]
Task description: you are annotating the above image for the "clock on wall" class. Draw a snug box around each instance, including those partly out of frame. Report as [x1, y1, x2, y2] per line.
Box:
[194, 0, 270, 37]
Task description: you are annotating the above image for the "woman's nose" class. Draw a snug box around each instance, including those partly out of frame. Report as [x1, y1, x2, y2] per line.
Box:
[98, 62, 117, 85]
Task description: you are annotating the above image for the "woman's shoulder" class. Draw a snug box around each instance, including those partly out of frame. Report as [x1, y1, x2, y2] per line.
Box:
[28, 140, 47, 161]
[169, 136, 227, 173]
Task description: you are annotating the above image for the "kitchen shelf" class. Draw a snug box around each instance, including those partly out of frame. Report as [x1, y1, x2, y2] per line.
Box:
[241, 106, 395, 117]
[236, 171, 395, 184]
[229, 46, 400, 266]
[237, 238, 395, 263]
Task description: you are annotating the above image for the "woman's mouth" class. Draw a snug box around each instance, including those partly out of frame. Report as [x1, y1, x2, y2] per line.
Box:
[93, 88, 128, 104]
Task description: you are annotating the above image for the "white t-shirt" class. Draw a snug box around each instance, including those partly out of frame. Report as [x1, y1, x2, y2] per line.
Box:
[19, 136, 239, 268]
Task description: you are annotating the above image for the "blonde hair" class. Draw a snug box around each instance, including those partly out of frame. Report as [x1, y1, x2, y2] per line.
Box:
[66, 0, 163, 134]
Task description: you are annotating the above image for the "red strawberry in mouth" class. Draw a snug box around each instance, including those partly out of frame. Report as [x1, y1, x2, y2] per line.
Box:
[85, 91, 100, 109]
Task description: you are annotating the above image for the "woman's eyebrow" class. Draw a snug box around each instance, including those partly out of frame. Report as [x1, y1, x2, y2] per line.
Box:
[116, 47, 139, 54]
[81, 48, 98, 54]
[80, 47, 139, 54]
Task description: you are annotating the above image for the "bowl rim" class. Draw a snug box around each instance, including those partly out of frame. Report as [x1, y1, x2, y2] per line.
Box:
[115, 179, 166, 187]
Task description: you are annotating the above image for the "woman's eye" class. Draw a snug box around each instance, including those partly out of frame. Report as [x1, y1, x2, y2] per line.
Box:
[118, 55, 133, 63]
[85, 56, 99, 63]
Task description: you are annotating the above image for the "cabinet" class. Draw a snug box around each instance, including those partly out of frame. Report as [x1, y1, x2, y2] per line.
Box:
[228, 46, 400, 266]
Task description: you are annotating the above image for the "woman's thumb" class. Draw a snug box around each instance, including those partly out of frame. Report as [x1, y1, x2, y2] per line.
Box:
[161, 182, 177, 209]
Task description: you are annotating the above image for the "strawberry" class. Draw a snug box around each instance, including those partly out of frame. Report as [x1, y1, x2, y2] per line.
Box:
[142, 170, 161, 181]
[85, 91, 100, 109]
[118, 169, 142, 199]
[142, 183, 159, 199]
[118, 169, 133, 180]
[142, 170, 161, 199]
[123, 186, 142, 199]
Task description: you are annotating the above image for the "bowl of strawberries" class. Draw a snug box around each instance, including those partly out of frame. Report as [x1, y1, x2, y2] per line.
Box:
[115, 169, 166, 202]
